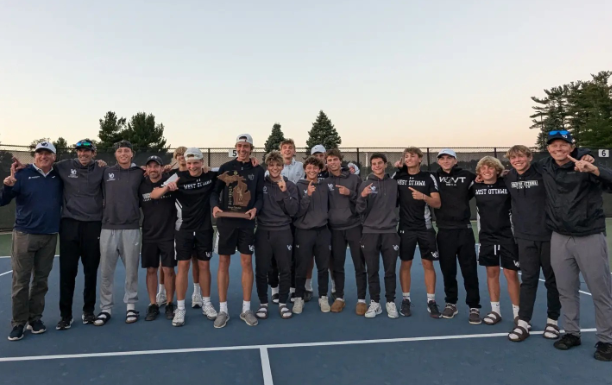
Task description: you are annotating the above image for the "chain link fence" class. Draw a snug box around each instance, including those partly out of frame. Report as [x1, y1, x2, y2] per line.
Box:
[1, 144, 611, 231]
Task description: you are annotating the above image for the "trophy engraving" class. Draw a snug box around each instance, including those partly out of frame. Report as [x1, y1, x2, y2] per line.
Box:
[217, 171, 251, 218]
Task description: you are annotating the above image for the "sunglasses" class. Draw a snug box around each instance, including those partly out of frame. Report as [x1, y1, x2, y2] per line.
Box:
[548, 130, 569, 136]
[76, 140, 93, 148]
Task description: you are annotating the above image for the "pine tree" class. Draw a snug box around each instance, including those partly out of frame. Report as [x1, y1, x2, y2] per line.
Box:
[124, 112, 169, 153]
[98, 111, 127, 152]
[264, 123, 285, 158]
[305, 111, 342, 155]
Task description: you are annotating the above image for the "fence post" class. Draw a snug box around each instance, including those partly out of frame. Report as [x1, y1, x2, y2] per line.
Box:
[426, 147, 431, 171]
[208, 148, 211, 166]
[356, 147, 360, 166]
[493, 147, 497, 158]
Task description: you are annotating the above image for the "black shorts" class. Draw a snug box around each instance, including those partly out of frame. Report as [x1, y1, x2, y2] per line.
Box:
[141, 241, 176, 268]
[175, 229, 214, 261]
[216, 221, 255, 256]
[398, 228, 439, 261]
[478, 243, 519, 270]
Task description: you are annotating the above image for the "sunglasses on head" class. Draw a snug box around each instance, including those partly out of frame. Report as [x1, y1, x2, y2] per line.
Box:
[548, 130, 569, 136]
[76, 140, 93, 147]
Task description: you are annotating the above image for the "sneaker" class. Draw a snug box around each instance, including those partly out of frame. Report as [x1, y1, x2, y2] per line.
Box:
[145, 304, 160, 321]
[191, 292, 203, 308]
[319, 296, 331, 313]
[441, 303, 458, 319]
[427, 300, 442, 319]
[8, 325, 25, 341]
[27, 320, 46, 334]
[468, 308, 482, 325]
[293, 298, 304, 314]
[386, 302, 399, 319]
[240, 310, 258, 326]
[304, 290, 313, 302]
[400, 299, 412, 317]
[202, 302, 218, 320]
[365, 301, 382, 319]
[271, 293, 280, 304]
[554, 333, 582, 350]
[330, 299, 346, 313]
[156, 291, 167, 307]
[214, 312, 230, 329]
[56, 317, 73, 330]
[82, 313, 95, 325]
[165, 302, 175, 320]
[172, 308, 186, 327]
[594, 342, 612, 361]
[355, 302, 367, 316]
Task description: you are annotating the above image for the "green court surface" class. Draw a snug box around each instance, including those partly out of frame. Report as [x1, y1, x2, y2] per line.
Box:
[1, 219, 611, 268]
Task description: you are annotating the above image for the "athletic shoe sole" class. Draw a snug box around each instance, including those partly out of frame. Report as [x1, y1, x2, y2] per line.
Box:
[442, 310, 458, 319]
[214, 317, 229, 329]
[7, 335, 24, 341]
[365, 307, 382, 319]
[26, 325, 46, 334]
[469, 318, 482, 325]
[56, 320, 73, 330]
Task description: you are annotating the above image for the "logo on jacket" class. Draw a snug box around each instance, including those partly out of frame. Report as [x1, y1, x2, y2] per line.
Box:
[248, 174, 254, 181]
[370, 186, 378, 194]
[263, 186, 268, 194]
[303, 189, 308, 195]
[69, 169, 78, 178]
[108, 173, 115, 181]
[328, 184, 334, 191]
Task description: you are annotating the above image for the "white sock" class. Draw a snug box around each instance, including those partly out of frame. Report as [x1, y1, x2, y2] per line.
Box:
[331, 279, 336, 293]
[178, 300, 185, 310]
[158, 285, 166, 294]
[220, 302, 228, 314]
[242, 301, 250, 313]
[427, 293, 435, 303]
[358, 299, 366, 304]
[305, 279, 313, 291]
[509, 319, 530, 340]
[547, 318, 558, 326]
[127, 303, 135, 311]
[336, 297, 345, 302]
[193, 283, 201, 295]
[512, 304, 519, 319]
[203, 297, 211, 305]
[290, 287, 295, 294]
[402, 292, 411, 300]
[491, 302, 501, 314]
[271, 286, 279, 296]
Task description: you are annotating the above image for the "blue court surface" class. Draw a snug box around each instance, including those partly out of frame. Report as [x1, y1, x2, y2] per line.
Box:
[0, 250, 607, 385]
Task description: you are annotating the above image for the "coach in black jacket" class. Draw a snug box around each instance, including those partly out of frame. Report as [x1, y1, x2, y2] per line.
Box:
[540, 130, 612, 361]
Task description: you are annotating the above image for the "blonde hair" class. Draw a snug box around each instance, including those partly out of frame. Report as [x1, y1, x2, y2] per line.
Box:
[476, 156, 504, 176]
[265, 151, 283, 166]
[403, 147, 423, 158]
[505, 145, 532, 159]
[173, 146, 187, 159]
[279, 139, 296, 150]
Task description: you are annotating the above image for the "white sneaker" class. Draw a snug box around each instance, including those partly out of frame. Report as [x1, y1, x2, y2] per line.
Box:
[365, 301, 382, 318]
[202, 302, 218, 320]
[156, 291, 167, 307]
[191, 292, 203, 308]
[319, 296, 331, 313]
[172, 308, 186, 327]
[386, 302, 399, 319]
[293, 298, 304, 314]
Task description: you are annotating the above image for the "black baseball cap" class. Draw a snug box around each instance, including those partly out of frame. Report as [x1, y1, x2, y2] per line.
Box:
[113, 140, 133, 150]
[547, 130, 573, 145]
[146, 155, 163, 166]
[75, 138, 96, 151]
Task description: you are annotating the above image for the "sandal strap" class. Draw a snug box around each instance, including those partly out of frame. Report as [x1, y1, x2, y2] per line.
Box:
[510, 326, 529, 336]
[545, 323, 560, 332]
[97, 312, 111, 320]
[484, 311, 501, 321]
[257, 306, 268, 313]
[126, 310, 139, 317]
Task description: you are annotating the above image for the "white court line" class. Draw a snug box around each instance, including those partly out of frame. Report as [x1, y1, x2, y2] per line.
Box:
[518, 271, 593, 296]
[259, 348, 274, 385]
[0, 328, 597, 363]
[0, 270, 12, 277]
[0, 255, 59, 259]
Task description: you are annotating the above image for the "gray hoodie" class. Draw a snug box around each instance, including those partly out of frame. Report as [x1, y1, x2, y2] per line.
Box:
[325, 169, 361, 230]
[356, 173, 398, 233]
[294, 178, 329, 230]
[102, 164, 144, 230]
[55, 158, 105, 221]
[258, 176, 299, 231]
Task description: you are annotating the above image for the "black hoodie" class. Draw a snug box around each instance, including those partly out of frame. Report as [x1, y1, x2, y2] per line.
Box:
[258, 176, 299, 231]
[504, 166, 549, 241]
[102, 164, 144, 229]
[324, 168, 361, 230]
[433, 166, 476, 230]
[474, 178, 513, 245]
[294, 178, 329, 229]
[55, 158, 105, 222]
[356, 173, 398, 234]
[393, 167, 439, 231]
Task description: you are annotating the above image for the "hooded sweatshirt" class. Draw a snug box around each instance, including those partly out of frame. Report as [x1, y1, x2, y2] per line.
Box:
[258, 176, 299, 230]
[294, 178, 329, 229]
[325, 168, 361, 230]
[54, 158, 105, 222]
[102, 164, 144, 230]
[504, 166, 549, 241]
[433, 166, 476, 230]
[356, 173, 398, 234]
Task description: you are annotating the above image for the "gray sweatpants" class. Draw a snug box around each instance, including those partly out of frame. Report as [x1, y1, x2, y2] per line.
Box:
[551, 231, 612, 343]
[99, 229, 141, 312]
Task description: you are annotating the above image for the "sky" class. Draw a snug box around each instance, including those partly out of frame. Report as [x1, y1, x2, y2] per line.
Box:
[0, 0, 610, 149]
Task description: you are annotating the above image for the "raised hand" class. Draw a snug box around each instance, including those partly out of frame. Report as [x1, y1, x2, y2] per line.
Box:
[409, 187, 425, 200]
[361, 183, 374, 198]
[568, 155, 597, 173]
[4, 163, 17, 186]
[307, 181, 316, 196]
[12, 157, 26, 172]
[97, 159, 108, 167]
[336, 185, 350, 196]
[278, 178, 287, 192]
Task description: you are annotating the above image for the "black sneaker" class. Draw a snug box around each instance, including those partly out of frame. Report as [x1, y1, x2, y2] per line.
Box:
[271, 293, 280, 304]
[304, 290, 313, 302]
[165, 302, 175, 320]
[56, 317, 73, 330]
[26, 320, 47, 334]
[427, 301, 441, 319]
[400, 299, 412, 317]
[554, 333, 582, 350]
[441, 303, 458, 319]
[8, 325, 25, 341]
[594, 342, 612, 361]
[82, 313, 96, 325]
[146, 304, 160, 321]
[468, 308, 482, 325]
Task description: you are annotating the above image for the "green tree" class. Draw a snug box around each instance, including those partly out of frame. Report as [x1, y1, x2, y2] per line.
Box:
[264, 123, 285, 158]
[53, 137, 76, 160]
[529, 87, 571, 150]
[0, 141, 14, 180]
[123, 112, 169, 153]
[97, 111, 127, 152]
[305, 110, 342, 155]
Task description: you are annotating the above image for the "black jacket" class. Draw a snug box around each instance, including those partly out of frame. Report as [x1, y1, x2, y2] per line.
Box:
[539, 157, 612, 237]
[504, 166, 550, 241]
[474, 178, 514, 245]
[434, 166, 475, 229]
[294, 179, 329, 230]
[55, 158, 105, 222]
[356, 173, 398, 234]
[325, 169, 361, 230]
[258, 176, 299, 231]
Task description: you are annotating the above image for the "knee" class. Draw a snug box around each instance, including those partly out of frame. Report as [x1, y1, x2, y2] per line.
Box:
[422, 260, 435, 271]
[241, 256, 253, 270]
[400, 260, 413, 271]
[487, 267, 500, 279]
[218, 256, 231, 272]
[503, 269, 519, 282]
[197, 260, 210, 272]
[162, 267, 175, 277]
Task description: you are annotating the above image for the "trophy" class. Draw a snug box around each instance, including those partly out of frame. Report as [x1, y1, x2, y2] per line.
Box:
[216, 171, 252, 219]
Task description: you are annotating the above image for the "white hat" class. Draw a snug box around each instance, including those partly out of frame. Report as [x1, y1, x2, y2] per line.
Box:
[184, 147, 204, 161]
[311, 144, 326, 154]
[35, 141, 56, 154]
[437, 149, 457, 158]
[236, 134, 254, 145]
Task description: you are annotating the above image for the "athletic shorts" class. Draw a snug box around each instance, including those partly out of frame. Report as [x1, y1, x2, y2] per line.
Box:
[398, 228, 439, 261]
[141, 241, 176, 268]
[175, 229, 214, 261]
[216, 221, 255, 256]
[478, 243, 519, 270]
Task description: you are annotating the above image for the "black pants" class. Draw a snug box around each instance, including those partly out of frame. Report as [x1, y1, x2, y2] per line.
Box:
[59, 219, 102, 318]
[331, 226, 367, 300]
[294, 227, 330, 298]
[255, 228, 293, 304]
[268, 224, 296, 289]
[361, 232, 399, 303]
[517, 239, 561, 322]
[437, 228, 481, 309]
